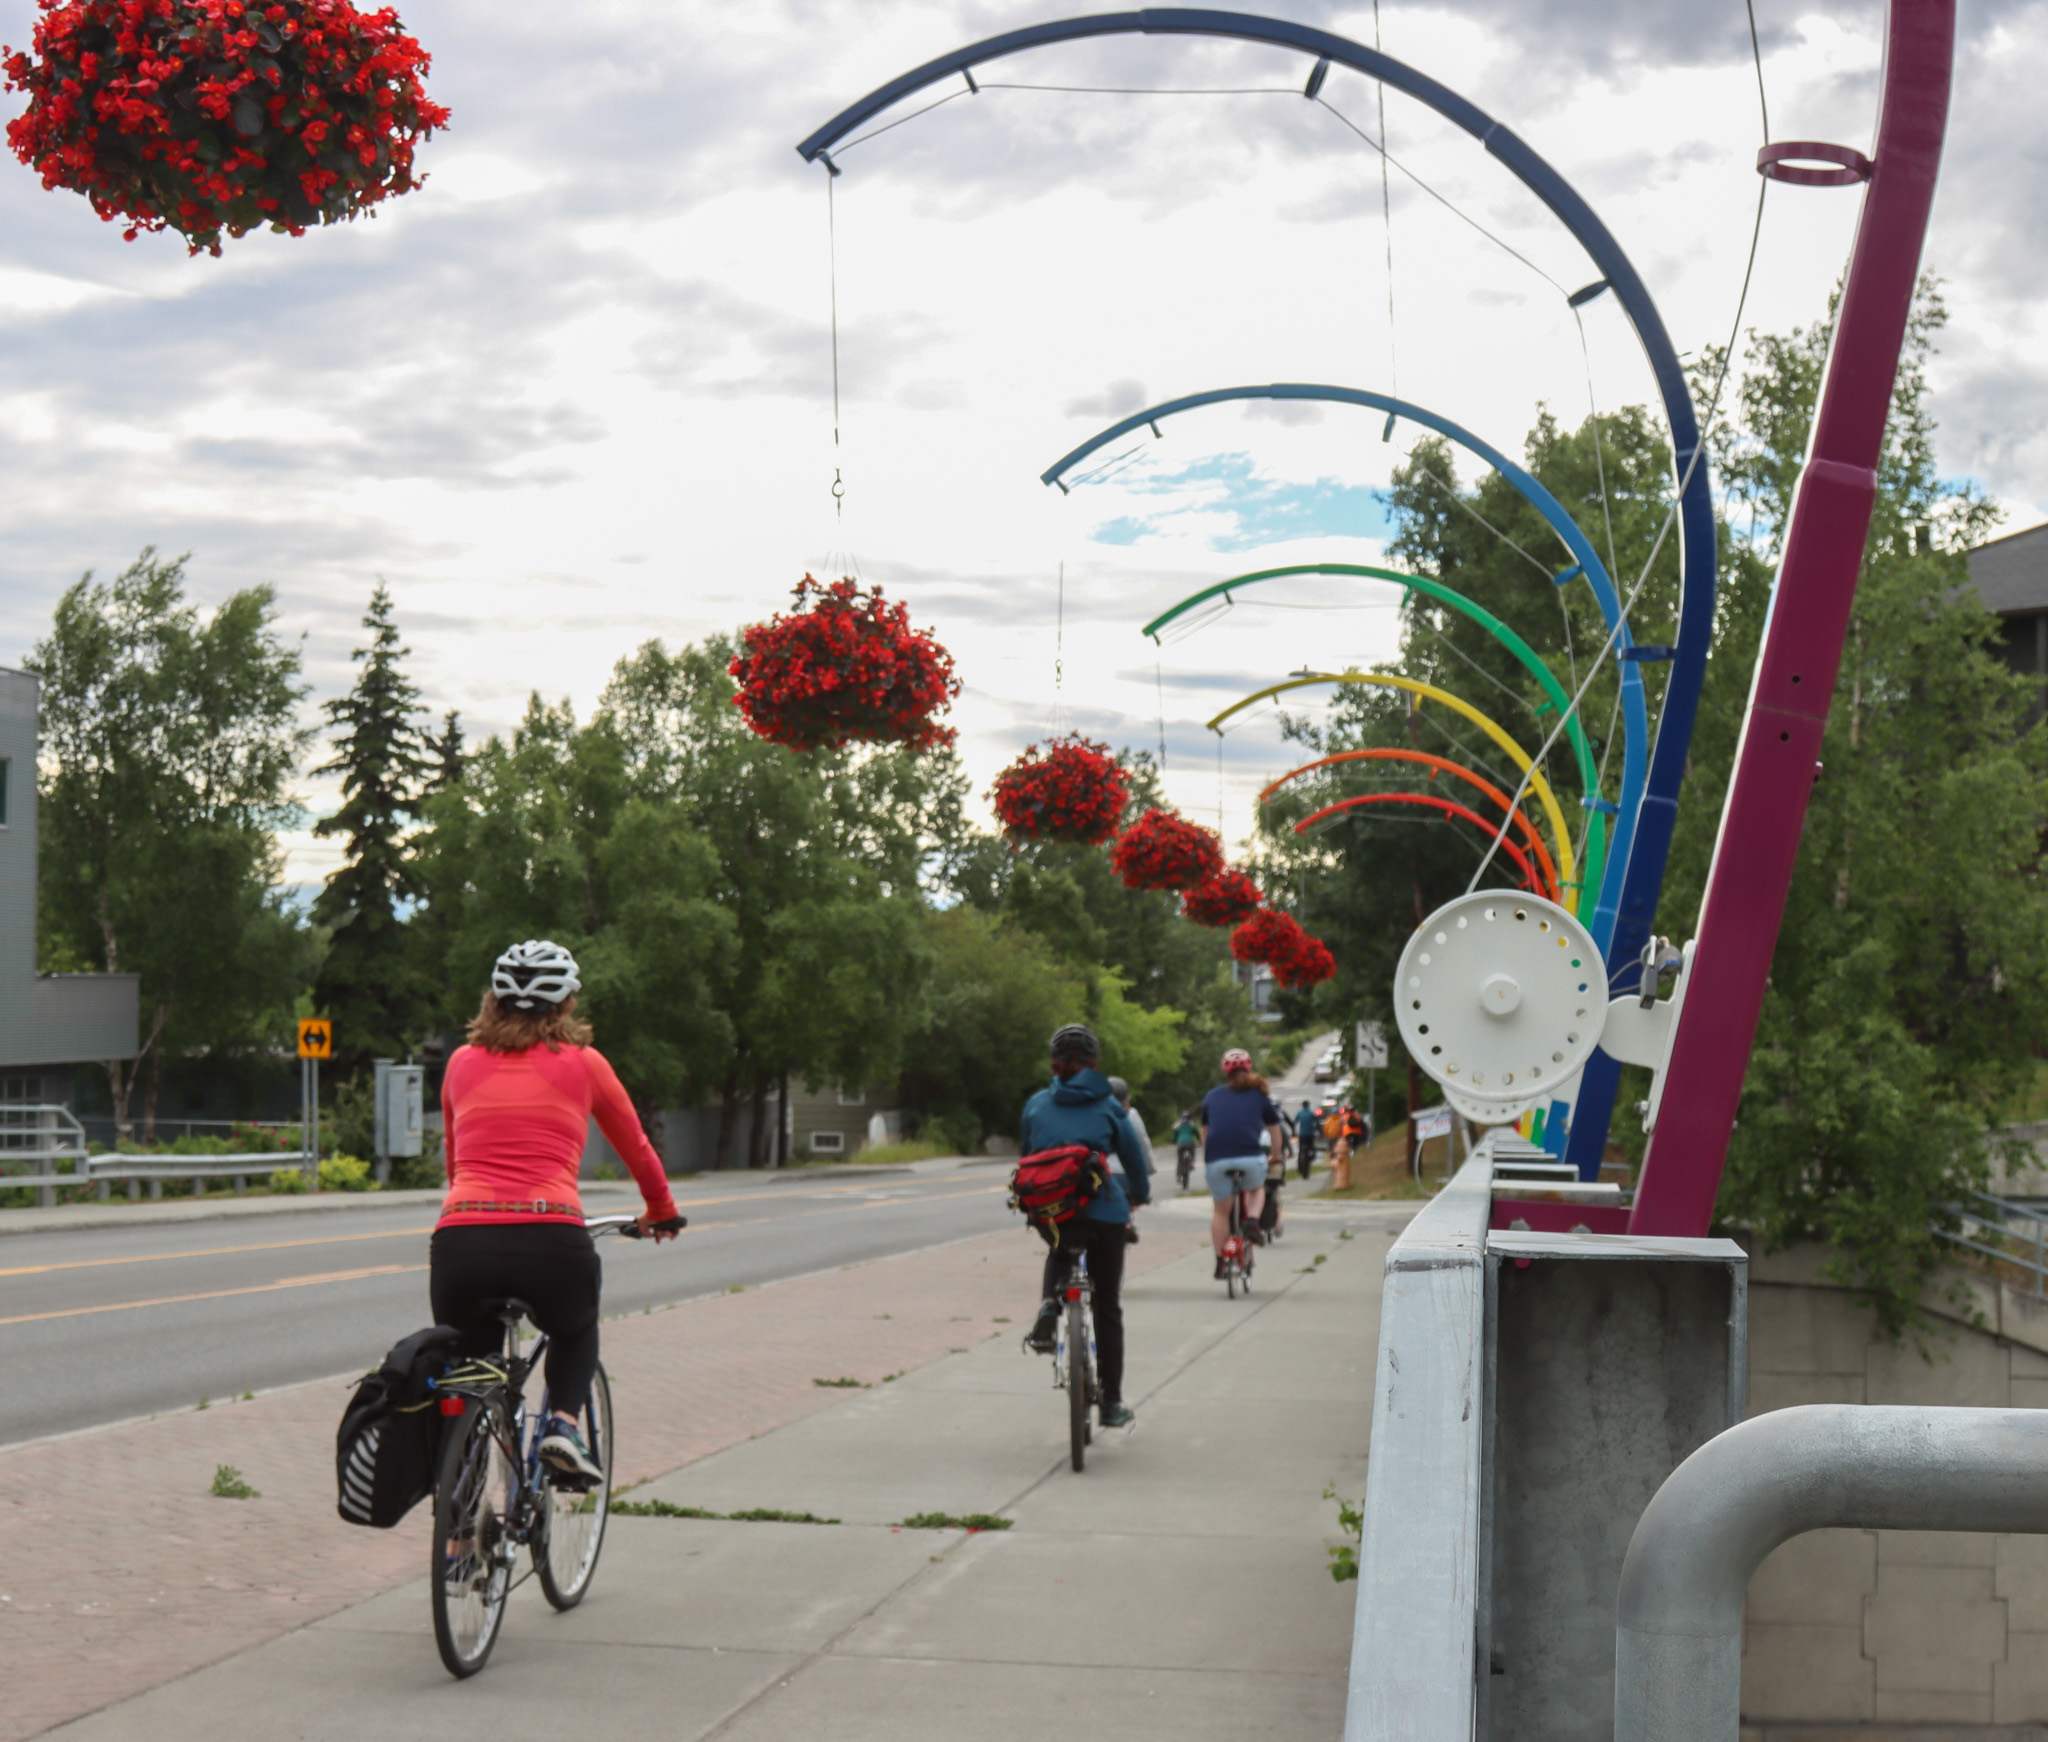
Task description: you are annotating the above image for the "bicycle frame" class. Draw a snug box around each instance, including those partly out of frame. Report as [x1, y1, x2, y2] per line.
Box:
[1050, 1249, 1096, 1395]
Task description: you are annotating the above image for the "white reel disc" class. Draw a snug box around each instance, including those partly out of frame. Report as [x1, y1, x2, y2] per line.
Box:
[1395, 891, 1605, 1106]
[1443, 1084, 1543, 1126]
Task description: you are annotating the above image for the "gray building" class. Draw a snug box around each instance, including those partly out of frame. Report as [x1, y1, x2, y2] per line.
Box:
[1969, 521, 2048, 707]
[0, 666, 138, 1113]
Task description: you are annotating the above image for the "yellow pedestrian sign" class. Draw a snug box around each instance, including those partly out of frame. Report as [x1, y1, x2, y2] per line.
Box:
[297, 1018, 333, 1060]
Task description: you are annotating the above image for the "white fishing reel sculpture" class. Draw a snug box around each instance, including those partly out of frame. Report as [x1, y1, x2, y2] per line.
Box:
[1395, 892, 1699, 1136]
[1394, 892, 1607, 1129]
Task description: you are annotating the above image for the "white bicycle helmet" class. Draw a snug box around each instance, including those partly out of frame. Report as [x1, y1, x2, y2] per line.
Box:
[491, 939, 581, 1012]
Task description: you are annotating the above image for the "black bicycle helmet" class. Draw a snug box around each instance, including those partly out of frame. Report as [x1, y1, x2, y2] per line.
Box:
[1049, 1023, 1100, 1064]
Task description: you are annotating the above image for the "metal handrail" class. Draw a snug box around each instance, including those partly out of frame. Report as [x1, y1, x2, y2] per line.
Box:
[1615, 1405, 2048, 1740]
[1935, 1188, 2048, 1296]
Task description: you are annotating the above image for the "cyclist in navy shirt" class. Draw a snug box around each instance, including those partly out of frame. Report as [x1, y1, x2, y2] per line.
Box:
[1020, 1023, 1150, 1429]
[1200, 1048, 1283, 1279]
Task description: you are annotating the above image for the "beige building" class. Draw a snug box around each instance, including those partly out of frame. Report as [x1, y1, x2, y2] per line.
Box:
[1742, 1242, 2048, 1735]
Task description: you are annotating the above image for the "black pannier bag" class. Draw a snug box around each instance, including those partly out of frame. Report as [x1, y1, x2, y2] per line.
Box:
[336, 1324, 465, 1528]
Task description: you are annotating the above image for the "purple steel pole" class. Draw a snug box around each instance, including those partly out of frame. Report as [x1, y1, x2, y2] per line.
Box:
[1629, 0, 1954, 1237]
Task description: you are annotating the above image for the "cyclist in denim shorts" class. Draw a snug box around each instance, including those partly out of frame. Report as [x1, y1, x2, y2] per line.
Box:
[1198, 1049, 1283, 1278]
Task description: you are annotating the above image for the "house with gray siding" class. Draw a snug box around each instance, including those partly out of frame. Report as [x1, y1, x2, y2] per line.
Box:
[0, 666, 138, 1118]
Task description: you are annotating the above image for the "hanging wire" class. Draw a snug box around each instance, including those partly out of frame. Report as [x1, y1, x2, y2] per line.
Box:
[1313, 96, 1567, 294]
[1156, 654, 1168, 770]
[1371, 0, 1398, 396]
[1410, 458, 1562, 580]
[1464, 166, 1773, 907]
[827, 169, 844, 526]
[1572, 306, 1625, 599]
[1413, 608, 1545, 720]
[1574, 674, 1628, 867]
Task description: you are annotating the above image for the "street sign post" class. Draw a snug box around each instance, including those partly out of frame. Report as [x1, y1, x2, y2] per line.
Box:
[296, 1019, 331, 1188]
[1357, 1020, 1387, 1158]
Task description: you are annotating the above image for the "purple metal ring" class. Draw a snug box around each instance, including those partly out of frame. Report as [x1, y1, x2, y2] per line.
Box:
[1757, 140, 1874, 186]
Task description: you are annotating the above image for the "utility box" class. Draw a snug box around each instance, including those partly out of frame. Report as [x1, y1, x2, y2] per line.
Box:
[373, 1059, 424, 1181]
[1478, 1231, 1747, 1742]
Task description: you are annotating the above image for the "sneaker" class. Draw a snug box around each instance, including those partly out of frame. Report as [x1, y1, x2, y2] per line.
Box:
[1024, 1300, 1059, 1355]
[538, 1414, 603, 1485]
[1247, 1226, 1267, 1246]
[1099, 1402, 1135, 1429]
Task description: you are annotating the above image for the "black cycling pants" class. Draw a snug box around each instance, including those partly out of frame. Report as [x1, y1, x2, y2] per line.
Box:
[430, 1222, 602, 1417]
[1041, 1218, 1128, 1406]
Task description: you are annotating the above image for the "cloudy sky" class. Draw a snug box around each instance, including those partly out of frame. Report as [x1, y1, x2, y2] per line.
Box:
[0, 0, 2035, 888]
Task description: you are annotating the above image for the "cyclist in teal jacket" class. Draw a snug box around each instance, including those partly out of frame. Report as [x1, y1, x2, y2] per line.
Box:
[1020, 1023, 1150, 1429]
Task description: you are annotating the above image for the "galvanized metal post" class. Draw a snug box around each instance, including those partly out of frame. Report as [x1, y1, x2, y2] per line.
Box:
[1615, 1405, 2048, 1741]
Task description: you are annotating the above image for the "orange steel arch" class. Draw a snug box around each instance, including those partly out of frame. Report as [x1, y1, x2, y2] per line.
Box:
[1294, 792, 1551, 898]
[1262, 748, 1560, 900]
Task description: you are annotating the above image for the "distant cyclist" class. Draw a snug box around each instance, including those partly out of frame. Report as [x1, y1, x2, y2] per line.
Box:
[1293, 1099, 1319, 1180]
[1199, 1049, 1283, 1276]
[432, 940, 682, 1483]
[1022, 1024, 1150, 1430]
[1172, 1110, 1200, 1189]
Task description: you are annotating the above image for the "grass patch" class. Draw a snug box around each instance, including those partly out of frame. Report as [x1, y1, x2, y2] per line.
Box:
[1323, 1482, 1361, 1582]
[849, 1138, 947, 1166]
[898, 1511, 1012, 1532]
[813, 1376, 867, 1388]
[1299, 1252, 1328, 1272]
[210, 1464, 259, 1499]
[612, 1498, 839, 1524]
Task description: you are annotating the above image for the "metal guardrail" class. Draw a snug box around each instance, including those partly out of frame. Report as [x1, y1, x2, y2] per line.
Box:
[1936, 1188, 2048, 1295]
[1345, 1146, 1494, 1740]
[0, 1105, 91, 1207]
[1615, 1404, 2048, 1741]
[85, 1152, 303, 1200]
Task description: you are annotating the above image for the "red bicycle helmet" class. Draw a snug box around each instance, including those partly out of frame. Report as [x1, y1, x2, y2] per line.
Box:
[1220, 1048, 1254, 1074]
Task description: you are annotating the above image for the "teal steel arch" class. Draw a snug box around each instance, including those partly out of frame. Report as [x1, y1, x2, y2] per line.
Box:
[1042, 382, 1646, 951]
[1144, 562, 1606, 922]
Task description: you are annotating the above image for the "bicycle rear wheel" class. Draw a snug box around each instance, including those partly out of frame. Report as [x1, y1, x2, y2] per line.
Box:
[431, 1402, 515, 1678]
[1067, 1299, 1089, 1472]
[535, 1362, 613, 1610]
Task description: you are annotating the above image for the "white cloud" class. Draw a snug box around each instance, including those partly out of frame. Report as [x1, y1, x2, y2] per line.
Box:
[0, 0, 2031, 881]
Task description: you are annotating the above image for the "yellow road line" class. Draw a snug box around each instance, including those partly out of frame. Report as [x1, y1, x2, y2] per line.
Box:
[0, 1264, 424, 1328]
[0, 1175, 982, 1278]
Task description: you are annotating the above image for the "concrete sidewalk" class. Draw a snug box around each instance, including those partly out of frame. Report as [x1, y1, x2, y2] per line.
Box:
[38, 1200, 1407, 1741]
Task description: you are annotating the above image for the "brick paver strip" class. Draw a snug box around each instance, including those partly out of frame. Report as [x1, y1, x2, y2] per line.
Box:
[0, 1224, 1204, 1741]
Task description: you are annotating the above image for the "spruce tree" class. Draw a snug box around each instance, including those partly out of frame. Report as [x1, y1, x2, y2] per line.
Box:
[313, 585, 430, 1068]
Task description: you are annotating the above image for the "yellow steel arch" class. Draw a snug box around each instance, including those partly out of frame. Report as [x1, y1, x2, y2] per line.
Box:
[1209, 670, 1579, 903]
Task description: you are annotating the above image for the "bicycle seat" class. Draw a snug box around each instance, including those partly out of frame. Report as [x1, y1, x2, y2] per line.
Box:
[483, 1296, 536, 1325]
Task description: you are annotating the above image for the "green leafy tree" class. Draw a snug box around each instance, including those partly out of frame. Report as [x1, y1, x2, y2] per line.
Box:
[29, 549, 311, 1140]
[1651, 280, 2048, 1331]
[312, 585, 431, 1069]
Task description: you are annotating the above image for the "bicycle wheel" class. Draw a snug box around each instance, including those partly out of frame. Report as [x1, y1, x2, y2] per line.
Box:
[535, 1362, 613, 1610]
[431, 1402, 515, 1678]
[1067, 1299, 1089, 1472]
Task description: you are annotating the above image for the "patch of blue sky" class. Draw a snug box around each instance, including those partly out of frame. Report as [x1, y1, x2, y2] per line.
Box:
[1086, 454, 1394, 552]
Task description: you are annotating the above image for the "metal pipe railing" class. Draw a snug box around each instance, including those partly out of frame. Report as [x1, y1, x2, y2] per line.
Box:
[1614, 1404, 2048, 1741]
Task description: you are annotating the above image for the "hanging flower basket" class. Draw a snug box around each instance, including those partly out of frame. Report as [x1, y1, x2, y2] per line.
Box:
[3, 0, 449, 257]
[1109, 807, 1224, 893]
[1230, 908, 1337, 988]
[729, 574, 960, 754]
[1181, 866, 1263, 928]
[990, 736, 1129, 846]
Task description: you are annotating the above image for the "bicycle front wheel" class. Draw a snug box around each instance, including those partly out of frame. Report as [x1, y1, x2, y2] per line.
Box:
[431, 1403, 515, 1678]
[1067, 1300, 1089, 1472]
[536, 1363, 613, 1610]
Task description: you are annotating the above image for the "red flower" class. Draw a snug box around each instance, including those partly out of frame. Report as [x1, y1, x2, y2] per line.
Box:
[1230, 907, 1337, 987]
[1109, 808, 1224, 893]
[990, 737, 1128, 846]
[1181, 866, 1262, 928]
[729, 575, 960, 754]
[3, 0, 448, 256]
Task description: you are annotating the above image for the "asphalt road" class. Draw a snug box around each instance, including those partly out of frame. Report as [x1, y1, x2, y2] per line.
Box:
[0, 1166, 1016, 1447]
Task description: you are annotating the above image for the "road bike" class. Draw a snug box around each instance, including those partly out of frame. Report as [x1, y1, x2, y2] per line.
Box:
[1047, 1248, 1097, 1472]
[1175, 1142, 1196, 1190]
[426, 1211, 683, 1677]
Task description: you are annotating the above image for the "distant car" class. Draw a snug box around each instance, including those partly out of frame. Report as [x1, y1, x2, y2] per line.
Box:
[1312, 1060, 1336, 1082]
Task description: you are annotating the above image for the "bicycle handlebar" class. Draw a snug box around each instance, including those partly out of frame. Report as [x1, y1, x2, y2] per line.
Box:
[584, 1213, 689, 1239]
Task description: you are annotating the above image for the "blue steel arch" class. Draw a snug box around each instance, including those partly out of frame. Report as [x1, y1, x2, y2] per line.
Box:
[797, 8, 1717, 1178]
[1038, 381, 1648, 952]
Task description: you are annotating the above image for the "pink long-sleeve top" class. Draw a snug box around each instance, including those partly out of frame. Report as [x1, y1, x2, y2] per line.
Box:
[437, 1042, 678, 1228]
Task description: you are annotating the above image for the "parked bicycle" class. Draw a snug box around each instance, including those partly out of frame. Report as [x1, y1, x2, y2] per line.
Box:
[427, 1211, 682, 1677]
[1043, 1248, 1098, 1472]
